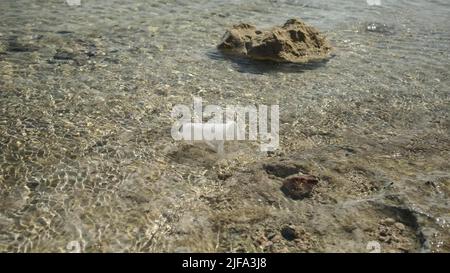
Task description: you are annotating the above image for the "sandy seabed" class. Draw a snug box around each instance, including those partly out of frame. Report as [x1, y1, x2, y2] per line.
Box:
[0, 0, 449, 252]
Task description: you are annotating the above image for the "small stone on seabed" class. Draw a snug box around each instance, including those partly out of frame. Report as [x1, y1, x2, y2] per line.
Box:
[281, 225, 303, 241]
[394, 222, 406, 231]
[54, 49, 76, 60]
[281, 174, 319, 200]
[381, 218, 396, 226]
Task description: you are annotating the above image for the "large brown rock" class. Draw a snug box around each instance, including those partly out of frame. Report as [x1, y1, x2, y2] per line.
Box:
[218, 19, 332, 63]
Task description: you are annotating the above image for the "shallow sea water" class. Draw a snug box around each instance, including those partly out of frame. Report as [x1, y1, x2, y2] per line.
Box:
[0, 0, 449, 252]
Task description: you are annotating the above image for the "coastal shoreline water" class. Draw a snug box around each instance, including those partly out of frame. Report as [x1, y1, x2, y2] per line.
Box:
[0, 0, 449, 252]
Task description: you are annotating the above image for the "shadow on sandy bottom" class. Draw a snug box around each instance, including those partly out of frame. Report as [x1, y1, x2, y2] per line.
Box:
[207, 50, 334, 74]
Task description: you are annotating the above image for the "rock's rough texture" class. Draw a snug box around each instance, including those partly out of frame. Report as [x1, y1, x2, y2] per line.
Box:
[281, 174, 319, 200]
[218, 19, 332, 63]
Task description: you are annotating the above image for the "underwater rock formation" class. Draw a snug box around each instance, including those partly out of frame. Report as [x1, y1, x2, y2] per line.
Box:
[218, 19, 332, 63]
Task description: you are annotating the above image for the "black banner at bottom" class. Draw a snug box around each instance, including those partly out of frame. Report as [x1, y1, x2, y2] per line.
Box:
[2, 253, 445, 272]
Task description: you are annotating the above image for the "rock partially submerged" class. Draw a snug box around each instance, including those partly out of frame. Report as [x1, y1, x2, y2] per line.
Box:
[218, 19, 332, 63]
